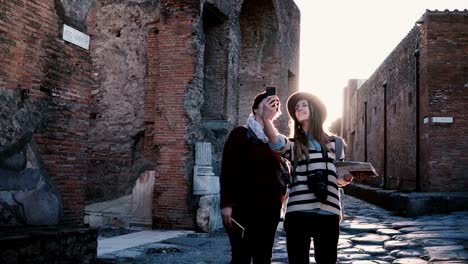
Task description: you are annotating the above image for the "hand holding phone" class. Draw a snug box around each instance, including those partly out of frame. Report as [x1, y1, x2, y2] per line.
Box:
[265, 87, 279, 112]
[265, 86, 276, 96]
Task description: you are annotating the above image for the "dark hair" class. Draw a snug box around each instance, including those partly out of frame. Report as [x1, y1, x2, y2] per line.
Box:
[251, 92, 268, 114]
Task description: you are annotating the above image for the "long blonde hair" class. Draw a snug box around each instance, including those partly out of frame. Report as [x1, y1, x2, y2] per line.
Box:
[290, 101, 330, 159]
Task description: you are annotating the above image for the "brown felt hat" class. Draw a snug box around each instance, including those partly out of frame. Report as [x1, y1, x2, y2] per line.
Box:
[286, 92, 327, 121]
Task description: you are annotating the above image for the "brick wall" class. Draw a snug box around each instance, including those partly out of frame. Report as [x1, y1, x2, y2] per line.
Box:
[381, 28, 419, 191]
[238, 0, 282, 126]
[343, 10, 468, 192]
[0, 1, 91, 225]
[343, 27, 419, 190]
[419, 11, 468, 191]
[201, 4, 229, 121]
[199, 4, 231, 176]
[275, 0, 301, 134]
[147, 0, 198, 229]
[144, 0, 300, 229]
[1, 0, 300, 229]
[342, 79, 360, 161]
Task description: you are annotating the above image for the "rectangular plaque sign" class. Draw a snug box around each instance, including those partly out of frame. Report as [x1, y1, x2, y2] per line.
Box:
[62, 24, 90, 50]
[432, 117, 453, 123]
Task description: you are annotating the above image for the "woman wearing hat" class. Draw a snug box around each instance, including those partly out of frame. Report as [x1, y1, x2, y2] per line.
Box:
[220, 91, 286, 264]
[262, 91, 353, 264]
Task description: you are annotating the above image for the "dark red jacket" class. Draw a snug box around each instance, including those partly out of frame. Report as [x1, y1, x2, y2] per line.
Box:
[220, 126, 283, 210]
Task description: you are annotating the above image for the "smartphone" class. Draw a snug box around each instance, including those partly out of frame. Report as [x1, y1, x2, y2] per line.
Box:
[265, 86, 279, 111]
[265, 86, 276, 96]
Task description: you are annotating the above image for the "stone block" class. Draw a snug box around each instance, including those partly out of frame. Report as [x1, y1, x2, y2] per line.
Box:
[0, 151, 26, 172]
[0, 168, 41, 191]
[193, 176, 219, 195]
[130, 171, 155, 230]
[195, 142, 212, 166]
[194, 165, 215, 177]
[14, 181, 60, 225]
[196, 195, 222, 232]
[345, 183, 468, 216]
[84, 212, 106, 227]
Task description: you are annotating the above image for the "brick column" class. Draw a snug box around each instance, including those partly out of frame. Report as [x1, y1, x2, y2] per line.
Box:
[146, 1, 198, 229]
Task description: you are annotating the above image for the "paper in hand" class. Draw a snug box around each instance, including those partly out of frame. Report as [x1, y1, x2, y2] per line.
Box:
[231, 218, 245, 239]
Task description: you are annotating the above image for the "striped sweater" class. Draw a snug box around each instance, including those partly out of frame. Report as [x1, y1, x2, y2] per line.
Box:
[274, 134, 350, 216]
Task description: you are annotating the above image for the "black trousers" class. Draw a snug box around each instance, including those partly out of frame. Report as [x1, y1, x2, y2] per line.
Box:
[283, 212, 340, 264]
[226, 207, 281, 264]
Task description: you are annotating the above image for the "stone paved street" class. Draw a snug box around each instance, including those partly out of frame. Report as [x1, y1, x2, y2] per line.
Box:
[272, 195, 468, 264]
[98, 194, 468, 264]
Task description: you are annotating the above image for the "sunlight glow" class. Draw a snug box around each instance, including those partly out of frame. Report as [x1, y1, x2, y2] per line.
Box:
[293, 0, 467, 128]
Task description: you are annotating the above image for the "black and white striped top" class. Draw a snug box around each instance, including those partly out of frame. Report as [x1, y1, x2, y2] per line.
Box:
[273, 135, 349, 216]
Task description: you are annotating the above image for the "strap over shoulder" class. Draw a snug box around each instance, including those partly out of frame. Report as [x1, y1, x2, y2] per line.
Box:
[330, 136, 344, 162]
[335, 137, 342, 161]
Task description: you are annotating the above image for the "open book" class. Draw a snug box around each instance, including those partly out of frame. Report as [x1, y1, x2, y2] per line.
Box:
[334, 161, 378, 179]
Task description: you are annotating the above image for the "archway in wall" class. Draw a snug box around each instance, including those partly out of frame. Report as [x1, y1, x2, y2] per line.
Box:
[201, 4, 228, 122]
[239, 0, 280, 125]
[201, 3, 229, 176]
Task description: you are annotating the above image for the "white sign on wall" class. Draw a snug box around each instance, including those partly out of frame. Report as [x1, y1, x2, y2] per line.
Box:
[432, 117, 453, 123]
[62, 24, 90, 50]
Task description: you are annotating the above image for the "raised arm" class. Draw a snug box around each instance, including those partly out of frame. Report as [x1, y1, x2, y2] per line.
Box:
[262, 95, 280, 144]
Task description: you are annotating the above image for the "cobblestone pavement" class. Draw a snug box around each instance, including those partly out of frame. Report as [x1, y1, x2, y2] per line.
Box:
[98, 195, 468, 264]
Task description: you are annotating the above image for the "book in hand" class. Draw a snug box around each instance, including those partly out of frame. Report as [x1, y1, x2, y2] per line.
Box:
[231, 218, 245, 239]
[335, 161, 378, 180]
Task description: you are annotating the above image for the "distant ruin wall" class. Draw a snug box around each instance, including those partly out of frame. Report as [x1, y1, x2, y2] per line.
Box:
[418, 11, 468, 192]
[343, 10, 468, 193]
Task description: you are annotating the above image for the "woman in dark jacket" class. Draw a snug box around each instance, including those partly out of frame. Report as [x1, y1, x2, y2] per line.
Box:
[220, 91, 285, 264]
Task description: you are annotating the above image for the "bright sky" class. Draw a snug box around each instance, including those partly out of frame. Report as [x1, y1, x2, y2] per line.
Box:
[293, 0, 466, 127]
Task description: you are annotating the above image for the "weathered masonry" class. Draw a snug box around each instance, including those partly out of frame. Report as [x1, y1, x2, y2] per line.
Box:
[0, 0, 299, 244]
[342, 10, 468, 193]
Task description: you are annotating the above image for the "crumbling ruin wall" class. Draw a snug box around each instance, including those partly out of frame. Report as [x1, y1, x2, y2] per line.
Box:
[85, 1, 159, 203]
[85, 0, 299, 229]
[0, 0, 93, 225]
[0, 0, 300, 230]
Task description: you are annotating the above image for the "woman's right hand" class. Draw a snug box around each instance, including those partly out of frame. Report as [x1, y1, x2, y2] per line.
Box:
[221, 206, 233, 228]
[263, 96, 280, 121]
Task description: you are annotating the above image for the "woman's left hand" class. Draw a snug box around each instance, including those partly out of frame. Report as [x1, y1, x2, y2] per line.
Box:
[343, 173, 353, 182]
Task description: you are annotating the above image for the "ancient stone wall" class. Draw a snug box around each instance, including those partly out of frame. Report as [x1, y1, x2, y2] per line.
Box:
[0, 0, 92, 225]
[0, 227, 97, 264]
[418, 10, 468, 191]
[238, 0, 300, 134]
[343, 10, 468, 192]
[85, 1, 159, 203]
[1, 0, 300, 230]
[352, 27, 419, 190]
[148, 0, 300, 228]
[145, 0, 199, 228]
